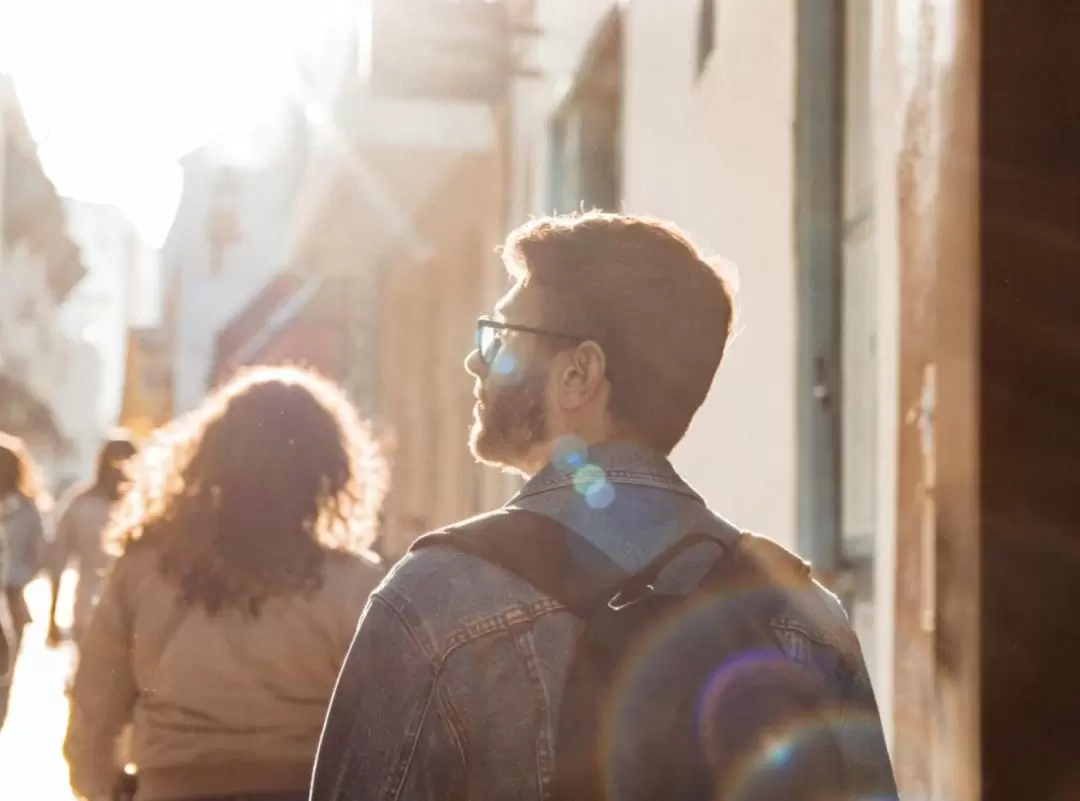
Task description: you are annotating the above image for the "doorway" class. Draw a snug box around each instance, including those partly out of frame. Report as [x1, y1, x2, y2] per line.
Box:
[980, 1, 1080, 798]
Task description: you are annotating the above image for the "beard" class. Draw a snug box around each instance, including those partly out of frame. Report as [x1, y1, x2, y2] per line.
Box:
[469, 363, 548, 472]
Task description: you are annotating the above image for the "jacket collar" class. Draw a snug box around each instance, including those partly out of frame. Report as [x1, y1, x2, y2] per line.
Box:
[510, 441, 703, 504]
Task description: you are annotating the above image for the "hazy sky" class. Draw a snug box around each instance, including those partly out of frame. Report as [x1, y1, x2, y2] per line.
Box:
[0, 0, 326, 248]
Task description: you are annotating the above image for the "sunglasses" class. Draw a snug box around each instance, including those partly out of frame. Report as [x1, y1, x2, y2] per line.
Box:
[475, 317, 584, 366]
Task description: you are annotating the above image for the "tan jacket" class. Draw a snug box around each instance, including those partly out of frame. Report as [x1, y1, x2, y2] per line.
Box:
[65, 540, 382, 801]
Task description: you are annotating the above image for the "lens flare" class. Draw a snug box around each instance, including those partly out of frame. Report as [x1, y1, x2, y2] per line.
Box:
[579, 583, 889, 801]
[492, 352, 517, 376]
[572, 464, 606, 494]
[584, 481, 616, 509]
[552, 435, 589, 471]
[599, 587, 777, 799]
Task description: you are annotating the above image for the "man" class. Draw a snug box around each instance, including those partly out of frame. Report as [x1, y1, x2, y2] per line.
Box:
[311, 212, 895, 800]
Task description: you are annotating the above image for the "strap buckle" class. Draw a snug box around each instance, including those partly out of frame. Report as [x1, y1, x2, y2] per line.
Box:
[607, 584, 656, 611]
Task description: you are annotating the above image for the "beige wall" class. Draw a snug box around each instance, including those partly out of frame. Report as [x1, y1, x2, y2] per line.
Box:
[377, 152, 513, 557]
[625, 0, 799, 545]
[366, 3, 906, 746]
[869, 0, 904, 751]
[510, 2, 903, 744]
[511, 0, 799, 545]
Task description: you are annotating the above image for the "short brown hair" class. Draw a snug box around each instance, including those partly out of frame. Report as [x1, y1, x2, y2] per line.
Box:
[502, 211, 736, 453]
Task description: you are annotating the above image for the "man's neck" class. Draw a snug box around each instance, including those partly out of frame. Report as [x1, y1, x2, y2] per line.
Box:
[539, 438, 661, 473]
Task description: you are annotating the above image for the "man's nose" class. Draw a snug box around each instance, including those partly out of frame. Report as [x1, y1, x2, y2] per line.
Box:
[464, 347, 485, 378]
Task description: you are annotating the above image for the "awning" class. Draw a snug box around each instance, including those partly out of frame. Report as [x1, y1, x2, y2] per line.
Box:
[211, 273, 328, 386]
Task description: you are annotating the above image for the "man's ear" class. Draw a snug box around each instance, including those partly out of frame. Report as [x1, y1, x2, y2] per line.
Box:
[558, 341, 607, 409]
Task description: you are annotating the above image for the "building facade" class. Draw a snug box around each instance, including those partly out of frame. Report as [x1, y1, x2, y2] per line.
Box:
[59, 200, 157, 470]
[497, 2, 916, 747]
[343, 0, 904, 698]
[160, 0, 377, 416]
[159, 113, 312, 415]
[347, 1, 522, 555]
[0, 74, 88, 484]
[343, 0, 914, 748]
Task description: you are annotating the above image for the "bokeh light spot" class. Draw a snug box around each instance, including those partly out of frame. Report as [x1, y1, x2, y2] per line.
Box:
[553, 435, 589, 472]
[573, 464, 607, 496]
[762, 737, 795, 769]
[585, 480, 616, 509]
[492, 352, 517, 376]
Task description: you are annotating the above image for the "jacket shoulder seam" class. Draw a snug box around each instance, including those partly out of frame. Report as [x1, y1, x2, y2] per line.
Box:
[438, 600, 566, 665]
[370, 592, 441, 667]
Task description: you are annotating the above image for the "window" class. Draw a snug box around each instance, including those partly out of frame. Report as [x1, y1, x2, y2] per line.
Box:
[696, 0, 716, 78]
[548, 11, 622, 213]
[208, 169, 242, 275]
[207, 207, 242, 275]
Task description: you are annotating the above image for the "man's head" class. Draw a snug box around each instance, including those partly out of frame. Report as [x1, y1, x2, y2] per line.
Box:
[465, 211, 736, 476]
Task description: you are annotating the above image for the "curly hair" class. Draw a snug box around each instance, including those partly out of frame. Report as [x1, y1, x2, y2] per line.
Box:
[0, 431, 51, 510]
[108, 365, 386, 616]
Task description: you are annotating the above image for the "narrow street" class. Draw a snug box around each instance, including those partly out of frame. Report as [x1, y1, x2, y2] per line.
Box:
[0, 577, 78, 801]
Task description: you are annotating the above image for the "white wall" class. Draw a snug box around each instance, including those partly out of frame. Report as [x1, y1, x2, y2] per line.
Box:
[50, 337, 105, 482]
[867, 0, 904, 752]
[0, 241, 65, 401]
[61, 200, 157, 428]
[0, 78, 97, 484]
[0, 239, 90, 482]
[513, 0, 902, 744]
[162, 120, 309, 413]
[625, 0, 798, 545]
[162, 0, 361, 414]
[513, 0, 799, 545]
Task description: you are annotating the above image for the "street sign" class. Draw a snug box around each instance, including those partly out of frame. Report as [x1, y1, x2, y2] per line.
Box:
[370, 0, 514, 102]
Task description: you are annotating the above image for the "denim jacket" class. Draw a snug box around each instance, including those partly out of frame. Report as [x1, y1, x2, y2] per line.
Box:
[311, 443, 896, 801]
[0, 492, 44, 590]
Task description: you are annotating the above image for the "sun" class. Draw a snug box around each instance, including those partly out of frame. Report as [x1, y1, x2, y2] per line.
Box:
[0, 0, 342, 248]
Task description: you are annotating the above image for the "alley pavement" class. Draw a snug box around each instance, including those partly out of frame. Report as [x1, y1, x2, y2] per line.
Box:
[0, 576, 79, 800]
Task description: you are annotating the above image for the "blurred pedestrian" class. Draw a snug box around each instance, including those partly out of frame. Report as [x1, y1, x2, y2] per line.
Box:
[0, 431, 50, 729]
[312, 212, 897, 801]
[47, 435, 138, 647]
[64, 366, 385, 801]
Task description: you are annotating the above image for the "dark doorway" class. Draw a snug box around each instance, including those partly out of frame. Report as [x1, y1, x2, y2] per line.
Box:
[980, 1, 1080, 799]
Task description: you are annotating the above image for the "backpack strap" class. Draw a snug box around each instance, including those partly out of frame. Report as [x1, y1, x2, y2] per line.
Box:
[411, 511, 816, 613]
[411, 509, 629, 616]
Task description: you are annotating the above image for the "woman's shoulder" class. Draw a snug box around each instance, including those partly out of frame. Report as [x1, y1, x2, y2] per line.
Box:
[324, 546, 384, 576]
[58, 482, 92, 507]
[1, 491, 37, 517]
[110, 537, 160, 581]
[57, 485, 106, 517]
[321, 547, 385, 595]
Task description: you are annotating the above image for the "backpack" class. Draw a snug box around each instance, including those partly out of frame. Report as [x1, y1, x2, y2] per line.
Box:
[412, 509, 856, 801]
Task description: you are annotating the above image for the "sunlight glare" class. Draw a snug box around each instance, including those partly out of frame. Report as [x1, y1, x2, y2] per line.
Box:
[0, 0, 330, 247]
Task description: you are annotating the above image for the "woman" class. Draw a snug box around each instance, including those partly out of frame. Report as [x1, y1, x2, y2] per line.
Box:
[48, 435, 138, 646]
[0, 432, 49, 728]
[64, 366, 386, 801]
